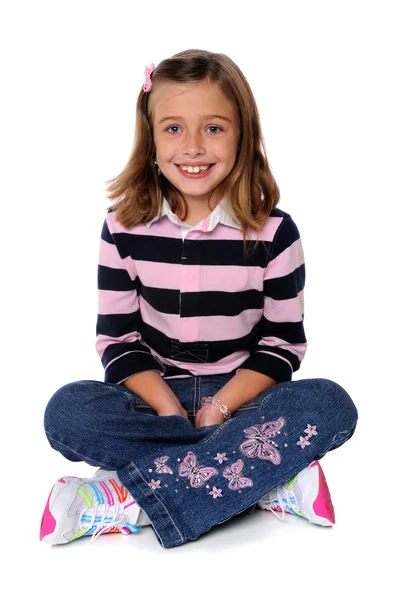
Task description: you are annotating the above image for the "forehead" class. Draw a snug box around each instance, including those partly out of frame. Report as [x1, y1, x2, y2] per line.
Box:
[151, 79, 236, 124]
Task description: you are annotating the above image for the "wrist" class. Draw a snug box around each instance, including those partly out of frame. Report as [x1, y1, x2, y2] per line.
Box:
[122, 371, 180, 411]
[152, 395, 182, 413]
[201, 396, 231, 421]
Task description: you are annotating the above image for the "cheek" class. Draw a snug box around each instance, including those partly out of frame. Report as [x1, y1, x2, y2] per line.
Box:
[155, 138, 175, 159]
[153, 130, 166, 150]
[222, 145, 239, 167]
[217, 136, 239, 160]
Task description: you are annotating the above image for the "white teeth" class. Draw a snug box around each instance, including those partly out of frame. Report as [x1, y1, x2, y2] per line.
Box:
[180, 165, 211, 173]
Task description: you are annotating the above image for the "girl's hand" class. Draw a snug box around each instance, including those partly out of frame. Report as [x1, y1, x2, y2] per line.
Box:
[157, 400, 189, 419]
[195, 404, 226, 428]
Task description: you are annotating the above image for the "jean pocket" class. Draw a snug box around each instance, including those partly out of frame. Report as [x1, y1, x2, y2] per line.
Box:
[132, 397, 157, 415]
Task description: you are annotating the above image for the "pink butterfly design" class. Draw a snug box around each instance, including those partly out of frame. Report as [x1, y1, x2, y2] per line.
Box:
[154, 456, 173, 475]
[178, 451, 218, 488]
[239, 417, 286, 465]
[223, 459, 254, 491]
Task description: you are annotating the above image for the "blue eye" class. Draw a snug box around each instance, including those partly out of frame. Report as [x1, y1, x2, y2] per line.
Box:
[207, 126, 221, 134]
[166, 125, 222, 134]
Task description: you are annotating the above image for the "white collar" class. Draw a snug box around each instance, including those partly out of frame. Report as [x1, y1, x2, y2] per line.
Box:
[146, 197, 240, 231]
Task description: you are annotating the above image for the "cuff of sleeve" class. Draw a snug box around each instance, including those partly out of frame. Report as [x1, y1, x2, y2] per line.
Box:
[104, 351, 165, 384]
[238, 352, 293, 382]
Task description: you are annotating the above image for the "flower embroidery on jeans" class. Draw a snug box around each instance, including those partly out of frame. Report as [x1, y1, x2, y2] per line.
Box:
[214, 452, 228, 464]
[209, 487, 223, 498]
[149, 479, 161, 490]
[178, 451, 219, 488]
[297, 424, 318, 448]
[304, 424, 317, 438]
[223, 459, 254, 491]
[297, 436, 311, 449]
[239, 417, 286, 465]
[154, 456, 173, 474]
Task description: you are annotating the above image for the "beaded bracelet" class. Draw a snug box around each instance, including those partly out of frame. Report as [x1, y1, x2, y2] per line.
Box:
[200, 396, 231, 421]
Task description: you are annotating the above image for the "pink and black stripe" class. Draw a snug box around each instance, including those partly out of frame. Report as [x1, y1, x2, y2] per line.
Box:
[96, 206, 307, 383]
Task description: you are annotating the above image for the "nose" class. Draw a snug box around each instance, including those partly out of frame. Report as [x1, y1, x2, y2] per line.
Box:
[183, 130, 205, 156]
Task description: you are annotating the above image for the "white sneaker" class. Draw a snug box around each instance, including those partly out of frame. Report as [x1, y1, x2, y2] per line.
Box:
[40, 470, 143, 544]
[258, 460, 335, 526]
[94, 469, 151, 526]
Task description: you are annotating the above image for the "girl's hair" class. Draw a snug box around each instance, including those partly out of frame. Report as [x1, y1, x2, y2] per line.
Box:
[105, 49, 280, 249]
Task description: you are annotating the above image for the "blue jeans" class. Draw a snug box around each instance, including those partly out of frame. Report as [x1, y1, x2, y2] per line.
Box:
[44, 375, 358, 548]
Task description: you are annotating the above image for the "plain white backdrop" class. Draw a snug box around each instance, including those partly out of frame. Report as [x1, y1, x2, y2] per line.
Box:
[1, 0, 396, 597]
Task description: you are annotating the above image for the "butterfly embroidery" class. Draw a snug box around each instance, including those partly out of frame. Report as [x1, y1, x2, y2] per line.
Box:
[223, 459, 253, 491]
[178, 451, 218, 488]
[239, 417, 286, 464]
[154, 456, 173, 475]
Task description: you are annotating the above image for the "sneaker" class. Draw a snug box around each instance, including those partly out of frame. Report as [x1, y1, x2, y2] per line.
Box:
[94, 469, 151, 526]
[258, 460, 335, 526]
[40, 470, 142, 544]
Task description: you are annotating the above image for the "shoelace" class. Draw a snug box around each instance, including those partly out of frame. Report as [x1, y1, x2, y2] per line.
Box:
[263, 487, 296, 522]
[78, 500, 130, 544]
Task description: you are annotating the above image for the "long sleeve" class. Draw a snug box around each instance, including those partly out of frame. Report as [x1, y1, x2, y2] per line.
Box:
[95, 214, 164, 384]
[238, 215, 307, 382]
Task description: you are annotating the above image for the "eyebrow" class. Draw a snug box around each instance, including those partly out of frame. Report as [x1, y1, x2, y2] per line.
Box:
[158, 114, 233, 125]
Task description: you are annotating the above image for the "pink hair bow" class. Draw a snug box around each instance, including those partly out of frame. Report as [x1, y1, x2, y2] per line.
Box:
[143, 63, 155, 92]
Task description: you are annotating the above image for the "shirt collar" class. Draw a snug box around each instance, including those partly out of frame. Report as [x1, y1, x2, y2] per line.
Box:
[146, 197, 240, 231]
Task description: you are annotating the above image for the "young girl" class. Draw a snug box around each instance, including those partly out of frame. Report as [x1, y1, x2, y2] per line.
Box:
[40, 49, 358, 547]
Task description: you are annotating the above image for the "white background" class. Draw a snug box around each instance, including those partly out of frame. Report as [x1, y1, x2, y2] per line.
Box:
[1, 0, 396, 597]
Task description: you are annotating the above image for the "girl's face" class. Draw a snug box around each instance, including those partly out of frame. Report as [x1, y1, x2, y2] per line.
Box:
[152, 79, 240, 208]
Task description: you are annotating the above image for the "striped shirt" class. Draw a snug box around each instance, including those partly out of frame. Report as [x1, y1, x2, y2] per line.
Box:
[96, 198, 307, 383]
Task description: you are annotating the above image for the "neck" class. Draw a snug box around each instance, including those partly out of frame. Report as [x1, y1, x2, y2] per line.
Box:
[183, 201, 221, 226]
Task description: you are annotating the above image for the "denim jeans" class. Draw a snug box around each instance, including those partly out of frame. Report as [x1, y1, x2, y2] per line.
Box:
[44, 375, 358, 548]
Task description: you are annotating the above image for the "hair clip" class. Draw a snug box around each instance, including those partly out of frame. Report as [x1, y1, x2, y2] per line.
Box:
[143, 63, 155, 92]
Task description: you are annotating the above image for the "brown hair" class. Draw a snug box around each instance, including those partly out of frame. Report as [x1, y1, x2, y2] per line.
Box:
[105, 49, 280, 250]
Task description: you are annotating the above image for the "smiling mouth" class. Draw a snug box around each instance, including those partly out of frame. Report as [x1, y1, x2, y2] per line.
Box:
[176, 163, 216, 179]
[177, 164, 215, 173]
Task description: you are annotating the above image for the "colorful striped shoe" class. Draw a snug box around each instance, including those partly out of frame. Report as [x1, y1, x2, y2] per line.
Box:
[94, 469, 152, 526]
[40, 470, 142, 544]
[258, 460, 335, 526]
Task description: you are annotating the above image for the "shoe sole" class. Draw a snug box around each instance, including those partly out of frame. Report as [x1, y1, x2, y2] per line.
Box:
[299, 460, 335, 526]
